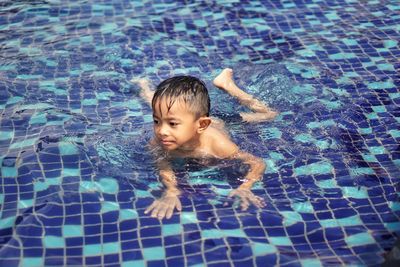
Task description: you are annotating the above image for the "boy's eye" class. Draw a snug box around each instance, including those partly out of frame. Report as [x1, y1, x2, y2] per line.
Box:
[153, 119, 159, 124]
[170, 122, 179, 127]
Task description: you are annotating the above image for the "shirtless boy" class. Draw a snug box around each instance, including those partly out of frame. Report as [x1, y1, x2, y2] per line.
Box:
[134, 68, 277, 219]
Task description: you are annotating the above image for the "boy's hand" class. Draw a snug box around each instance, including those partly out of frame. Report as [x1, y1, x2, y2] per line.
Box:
[145, 191, 182, 219]
[226, 187, 265, 211]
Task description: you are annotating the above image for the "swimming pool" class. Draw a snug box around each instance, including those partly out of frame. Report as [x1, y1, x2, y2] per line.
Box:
[0, 0, 399, 266]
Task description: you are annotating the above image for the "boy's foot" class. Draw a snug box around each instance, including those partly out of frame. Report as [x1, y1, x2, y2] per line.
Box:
[213, 68, 234, 90]
[131, 78, 153, 104]
[240, 111, 278, 122]
[213, 68, 278, 116]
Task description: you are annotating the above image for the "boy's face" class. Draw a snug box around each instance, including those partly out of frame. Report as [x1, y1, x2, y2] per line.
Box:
[152, 98, 201, 151]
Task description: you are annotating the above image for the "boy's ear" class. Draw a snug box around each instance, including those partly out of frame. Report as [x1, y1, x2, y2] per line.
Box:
[197, 117, 212, 133]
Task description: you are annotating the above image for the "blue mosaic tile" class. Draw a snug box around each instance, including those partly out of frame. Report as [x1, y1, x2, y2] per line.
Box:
[1, 0, 400, 266]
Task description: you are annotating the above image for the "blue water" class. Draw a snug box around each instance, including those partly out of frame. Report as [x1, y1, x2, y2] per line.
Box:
[0, 1, 399, 266]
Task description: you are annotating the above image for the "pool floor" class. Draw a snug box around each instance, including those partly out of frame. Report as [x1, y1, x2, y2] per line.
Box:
[0, 0, 399, 266]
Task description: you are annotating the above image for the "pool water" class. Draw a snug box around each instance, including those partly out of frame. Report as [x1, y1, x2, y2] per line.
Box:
[1, 0, 399, 266]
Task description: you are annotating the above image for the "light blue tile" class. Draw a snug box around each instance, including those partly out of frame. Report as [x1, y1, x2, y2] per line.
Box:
[181, 212, 198, 224]
[0, 216, 15, 230]
[63, 224, 83, 237]
[20, 257, 43, 267]
[389, 201, 400, 211]
[10, 137, 37, 149]
[389, 130, 400, 138]
[103, 242, 120, 254]
[122, 260, 146, 267]
[325, 11, 340, 20]
[83, 244, 102, 257]
[301, 258, 323, 267]
[307, 120, 335, 129]
[29, 113, 47, 124]
[345, 232, 374, 246]
[281, 211, 303, 226]
[377, 63, 395, 71]
[320, 99, 341, 110]
[329, 52, 356, 60]
[369, 146, 386, 155]
[261, 127, 282, 139]
[292, 201, 314, 213]
[342, 38, 358, 46]
[120, 209, 138, 220]
[202, 229, 225, 239]
[142, 246, 165, 260]
[18, 199, 34, 209]
[202, 229, 246, 239]
[291, 84, 315, 94]
[295, 133, 314, 143]
[366, 112, 378, 120]
[6, 96, 23, 105]
[362, 154, 377, 162]
[317, 179, 337, 189]
[98, 177, 119, 194]
[135, 189, 152, 197]
[252, 242, 277, 256]
[102, 201, 120, 213]
[162, 224, 182, 236]
[320, 215, 362, 228]
[368, 80, 395, 90]
[359, 127, 372, 134]
[59, 142, 79, 155]
[63, 168, 80, 177]
[294, 161, 333, 176]
[268, 152, 285, 161]
[79, 181, 97, 193]
[268, 236, 292, 246]
[301, 68, 320, 78]
[371, 106, 386, 113]
[0, 131, 13, 140]
[2, 167, 17, 177]
[43, 235, 65, 248]
[342, 187, 368, 199]
[193, 19, 207, 27]
[221, 229, 247, 238]
[385, 222, 400, 232]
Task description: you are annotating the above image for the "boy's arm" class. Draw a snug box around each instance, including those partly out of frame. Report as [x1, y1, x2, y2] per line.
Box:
[213, 136, 266, 210]
[157, 159, 180, 195]
[228, 151, 266, 210]
[231, 151, 266, 189]
[145, 156, 182, 219]
[212, 134, 266, 187]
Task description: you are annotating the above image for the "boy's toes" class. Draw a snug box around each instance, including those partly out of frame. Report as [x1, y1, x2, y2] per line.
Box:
[213, 68, 234, 88]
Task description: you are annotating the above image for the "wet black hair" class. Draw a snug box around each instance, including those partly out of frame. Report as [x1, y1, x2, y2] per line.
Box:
[152, 75, 210, 118]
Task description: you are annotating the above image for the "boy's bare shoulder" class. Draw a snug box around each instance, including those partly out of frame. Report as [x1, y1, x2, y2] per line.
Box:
[205, 126, 239, 158]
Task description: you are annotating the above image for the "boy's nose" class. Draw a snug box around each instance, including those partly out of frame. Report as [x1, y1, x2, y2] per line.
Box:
[158, 124, 169, 136]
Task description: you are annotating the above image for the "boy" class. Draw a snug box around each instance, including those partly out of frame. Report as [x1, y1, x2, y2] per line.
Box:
[135, 68, 277, 219]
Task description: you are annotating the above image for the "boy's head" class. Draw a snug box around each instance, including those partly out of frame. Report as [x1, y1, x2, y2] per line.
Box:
[152, 76, 210, 118]
[151, 76, 212, 151]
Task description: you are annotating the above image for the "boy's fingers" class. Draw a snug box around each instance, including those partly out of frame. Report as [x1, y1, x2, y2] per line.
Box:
[165, 208, 173, 219]
[145, 201, 157, 214]
[241, 198, 249, 211]
[176, 199, 182, 211]
[228, 189, 238, 198]
[158, 205, 168, 218]
[151, 204, 163, 218]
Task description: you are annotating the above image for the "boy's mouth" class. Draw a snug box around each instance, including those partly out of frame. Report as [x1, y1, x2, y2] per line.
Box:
[160, 139, 175, 146]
